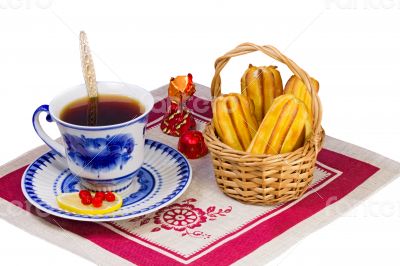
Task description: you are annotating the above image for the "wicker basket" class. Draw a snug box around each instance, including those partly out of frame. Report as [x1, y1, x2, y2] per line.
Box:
[203, 42, 325, 205]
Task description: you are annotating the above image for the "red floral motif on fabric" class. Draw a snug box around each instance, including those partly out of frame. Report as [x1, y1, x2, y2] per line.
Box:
[128, 198, 232, 239]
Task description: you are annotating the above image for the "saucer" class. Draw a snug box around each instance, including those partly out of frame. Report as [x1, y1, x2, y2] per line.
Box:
[21, 139, 192, 222]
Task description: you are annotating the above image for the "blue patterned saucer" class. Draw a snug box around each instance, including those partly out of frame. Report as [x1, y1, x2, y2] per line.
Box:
[21, 139, 192, 222]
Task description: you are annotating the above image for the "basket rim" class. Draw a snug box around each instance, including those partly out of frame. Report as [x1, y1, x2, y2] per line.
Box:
[203, 122, 325, 161]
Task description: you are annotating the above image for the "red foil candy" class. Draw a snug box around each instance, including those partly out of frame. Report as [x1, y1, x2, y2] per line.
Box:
[178, 130, 208, 159]
[160, 102, 196, 137]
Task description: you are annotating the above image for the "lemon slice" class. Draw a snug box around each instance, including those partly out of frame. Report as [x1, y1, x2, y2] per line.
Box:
[56, 192, 123, 215]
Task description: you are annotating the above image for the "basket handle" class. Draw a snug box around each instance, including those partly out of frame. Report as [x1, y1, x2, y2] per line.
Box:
[210, 42, 322, 139]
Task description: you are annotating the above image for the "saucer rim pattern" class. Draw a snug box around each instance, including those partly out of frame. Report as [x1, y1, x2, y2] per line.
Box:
[21, 139, 192, 222]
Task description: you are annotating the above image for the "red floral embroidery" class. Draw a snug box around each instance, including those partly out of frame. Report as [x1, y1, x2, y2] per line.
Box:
[153, 203, 206, 231]
[128, 198, 232, 239]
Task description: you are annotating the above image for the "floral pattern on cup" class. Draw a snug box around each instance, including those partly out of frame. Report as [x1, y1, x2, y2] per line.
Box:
[63, 133, 135, 172]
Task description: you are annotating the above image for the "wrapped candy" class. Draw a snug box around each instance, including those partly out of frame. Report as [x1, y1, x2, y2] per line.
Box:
[178, 130, 208, 159]
[161, 74, 196, 136]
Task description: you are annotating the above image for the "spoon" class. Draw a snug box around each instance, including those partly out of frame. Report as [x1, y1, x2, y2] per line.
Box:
[79, 31, 98, 126]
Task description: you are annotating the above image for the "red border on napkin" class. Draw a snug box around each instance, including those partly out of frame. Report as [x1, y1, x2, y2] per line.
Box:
[0, 97, 380, 265]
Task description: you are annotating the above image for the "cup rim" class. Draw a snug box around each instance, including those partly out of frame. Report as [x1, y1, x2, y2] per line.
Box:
[48, 81, 154, 131]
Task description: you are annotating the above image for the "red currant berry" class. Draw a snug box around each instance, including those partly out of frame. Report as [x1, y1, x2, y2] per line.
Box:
[92, 197, 103, 208]
[105, 192, 116, 202]
[94, 192, 105, 201]
[81, 196, 92, 205]
[79, 190, 91, 199]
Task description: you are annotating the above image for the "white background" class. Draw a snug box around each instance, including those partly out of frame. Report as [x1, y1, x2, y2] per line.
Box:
[1, 0, 400, 265]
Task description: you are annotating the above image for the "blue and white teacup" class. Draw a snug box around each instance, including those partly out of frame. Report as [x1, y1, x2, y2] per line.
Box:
[32, 81, 154, 192]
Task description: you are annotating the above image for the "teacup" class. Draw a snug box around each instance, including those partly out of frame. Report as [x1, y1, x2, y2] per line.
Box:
[32, 81, 154, 192]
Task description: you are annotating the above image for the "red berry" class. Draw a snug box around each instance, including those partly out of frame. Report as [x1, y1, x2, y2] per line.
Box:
[92, 197, 103, 208]
[94, 192, 105, 201]
[81, 196, 92, 205]
[79, 190, 91, 199]
[105, 192, 116, 202]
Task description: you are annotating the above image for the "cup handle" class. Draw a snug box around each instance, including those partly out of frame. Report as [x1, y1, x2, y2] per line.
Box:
[32, 105, 66, 157]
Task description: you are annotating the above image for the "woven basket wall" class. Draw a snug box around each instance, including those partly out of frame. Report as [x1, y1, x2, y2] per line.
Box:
[203, 42, 324, 205]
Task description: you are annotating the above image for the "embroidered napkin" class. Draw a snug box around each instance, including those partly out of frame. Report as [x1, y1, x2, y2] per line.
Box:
[0, 84, 399, 266]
